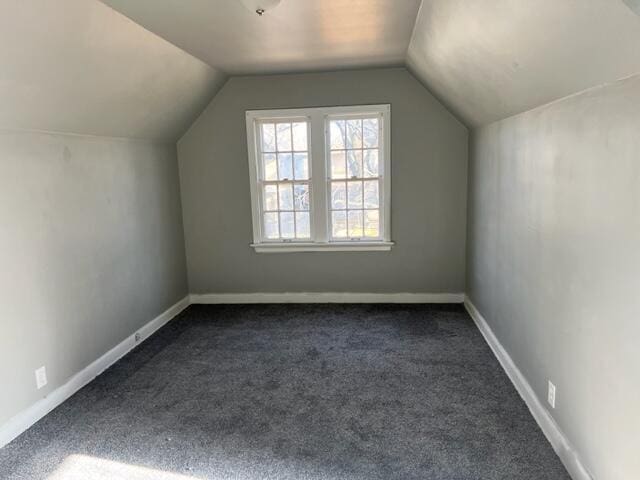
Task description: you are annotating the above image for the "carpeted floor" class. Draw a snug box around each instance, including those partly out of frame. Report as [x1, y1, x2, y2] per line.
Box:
[0, 304, 570, 480]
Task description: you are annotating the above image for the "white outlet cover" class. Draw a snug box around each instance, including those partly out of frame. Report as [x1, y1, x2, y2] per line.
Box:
[547, 380, 556, 408]
[35, 366, 47, 390]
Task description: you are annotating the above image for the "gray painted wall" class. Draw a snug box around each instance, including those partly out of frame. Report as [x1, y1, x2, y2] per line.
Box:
[0, 131, 188, 426]
[178, 68, 468, 294]
[466, 75, 640, 480]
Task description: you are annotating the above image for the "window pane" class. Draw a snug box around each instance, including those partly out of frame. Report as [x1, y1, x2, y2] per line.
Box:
[293, 183, 309, 211]
[331, 182, 347, 210]
[276, 123, 292, 151]
[332, 210, 347, 238]
[280, 212, 295, 238]
[348, 210, 364, 237]
[292, 122, 307, 151]
[293, 153, 309, 180]
[331, 181, 346, 209]
[363, 180, 379, 208]
[277, 153, 293, 180]
[262, 123, 276, 152]
[364, 210, 380, 238]
[347, 150, 362, 178]
[363, 149, 379, 177]
[363, 118, 379, 148]
[278, 183, 293, 210]
[346, 119, 362, 149]
[347, 181, 363, 208]
[264, 185, 278, 211]
[330, 120, 345, 150]
[330, 150, 346, 179]
[263, 153, 277, 181]
[296, 212, 310, 238]
[264, 212, 279, 239]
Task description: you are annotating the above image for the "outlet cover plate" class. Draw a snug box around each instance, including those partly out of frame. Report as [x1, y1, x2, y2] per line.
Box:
[547, 380, 556, 408]
[35, 366, 47, 390]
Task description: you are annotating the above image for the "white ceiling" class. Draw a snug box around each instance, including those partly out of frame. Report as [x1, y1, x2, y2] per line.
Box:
[101, 0, 640, 128]
[2, 0, 639, 140]
[0, 0, 225, 141]
[100, 0, 422, 74]
[407, 0, 640, 127]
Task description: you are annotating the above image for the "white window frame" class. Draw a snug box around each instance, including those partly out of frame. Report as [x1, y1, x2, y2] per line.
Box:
[246, 104, 392, 253]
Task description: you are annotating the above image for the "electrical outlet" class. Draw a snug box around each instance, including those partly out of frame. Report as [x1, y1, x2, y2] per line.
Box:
[548, 380, 556, 408]
[134, 332, 141, 342]
[35, 366, 47, 390]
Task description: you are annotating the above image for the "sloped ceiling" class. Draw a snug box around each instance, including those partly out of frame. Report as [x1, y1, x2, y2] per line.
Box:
[3, 0, 639, 140]
[407, 0, 640, 127]
[101, 0, 640, 129]
[99, 0, 422, 74]
[0, 0, 225, 141]
[623, 0, 640, 16]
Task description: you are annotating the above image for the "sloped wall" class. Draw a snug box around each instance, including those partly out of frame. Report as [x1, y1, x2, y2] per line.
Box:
[407, 0, 640, 127]
[0, 0, 225, 141]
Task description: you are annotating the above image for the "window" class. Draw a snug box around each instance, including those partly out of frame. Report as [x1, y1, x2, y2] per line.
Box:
[246, 105, 392, 252]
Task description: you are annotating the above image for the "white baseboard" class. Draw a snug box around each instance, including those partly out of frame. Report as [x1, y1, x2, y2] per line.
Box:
[190, 292, 465, 304]
[464, 297, 593, 480]
[0, 295, 190, 449]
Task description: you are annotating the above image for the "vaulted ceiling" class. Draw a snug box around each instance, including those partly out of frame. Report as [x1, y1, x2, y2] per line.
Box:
[407, 0, 640, 126]
[96, 0, 640, 129]
[0, 0, 224, 141]
[100, 0, 422, 74]
[2, 0, 639, 141]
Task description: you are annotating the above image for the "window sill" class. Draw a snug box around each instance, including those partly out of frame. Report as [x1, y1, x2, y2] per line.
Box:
[251, 241, 394, 253]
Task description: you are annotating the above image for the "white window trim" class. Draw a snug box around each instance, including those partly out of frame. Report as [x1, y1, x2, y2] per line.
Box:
[246, 104, 392, 253]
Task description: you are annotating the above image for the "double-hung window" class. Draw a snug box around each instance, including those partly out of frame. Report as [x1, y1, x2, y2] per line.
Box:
[246, 104, 392, 252]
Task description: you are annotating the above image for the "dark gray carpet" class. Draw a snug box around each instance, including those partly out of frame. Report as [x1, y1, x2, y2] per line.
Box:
[0, 304, 570, 480]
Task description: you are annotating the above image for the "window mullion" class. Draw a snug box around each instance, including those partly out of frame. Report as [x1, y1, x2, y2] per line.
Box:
[309, 111, 328, 243]
[381, 109, 391, 242]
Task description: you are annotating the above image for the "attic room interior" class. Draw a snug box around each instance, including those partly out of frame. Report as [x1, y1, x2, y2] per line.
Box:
[0, 0, 638, 479]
